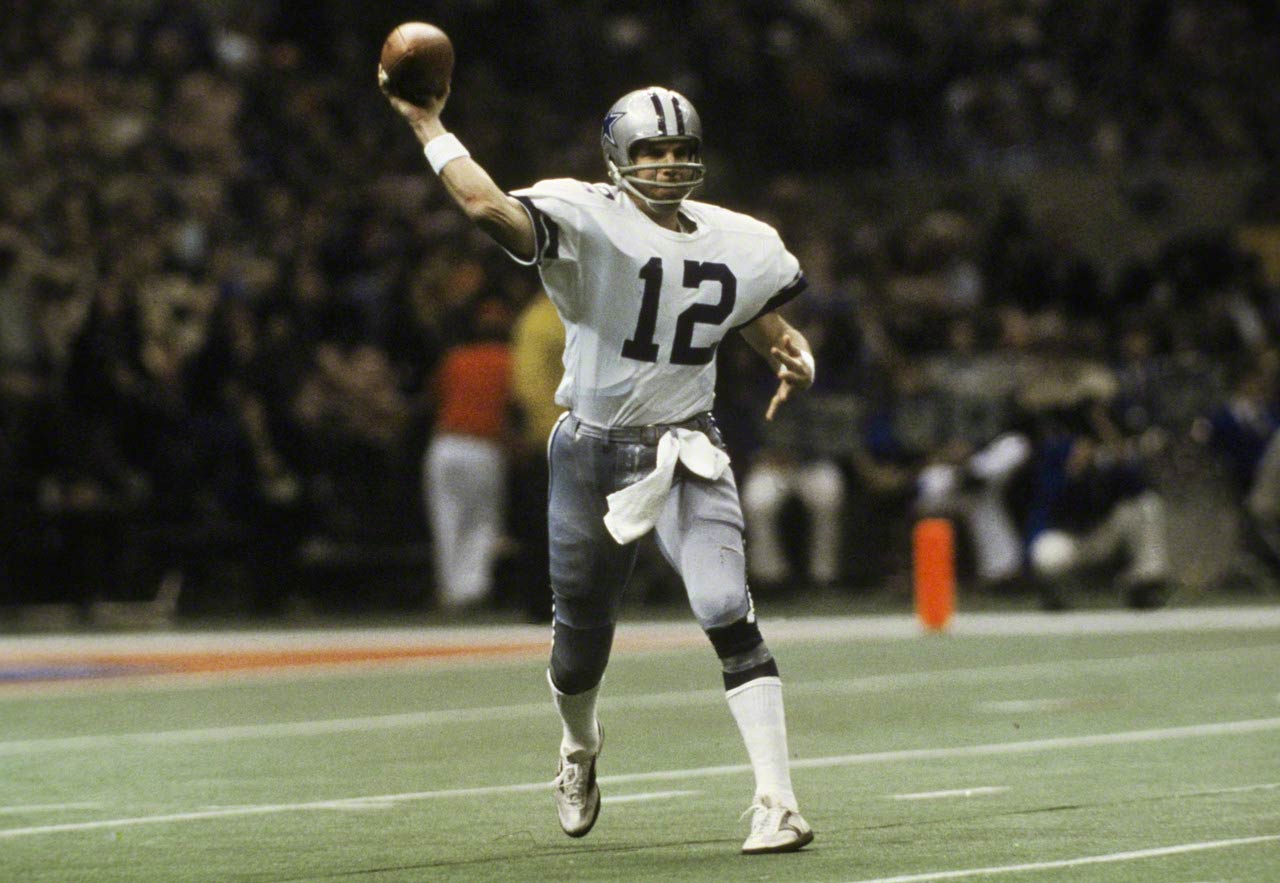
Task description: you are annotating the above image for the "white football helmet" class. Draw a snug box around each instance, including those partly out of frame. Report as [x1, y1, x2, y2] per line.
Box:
[601, 86, 705, 207]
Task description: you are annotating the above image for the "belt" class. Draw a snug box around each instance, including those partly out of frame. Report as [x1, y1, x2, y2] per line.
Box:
[566, 412, 716, 446]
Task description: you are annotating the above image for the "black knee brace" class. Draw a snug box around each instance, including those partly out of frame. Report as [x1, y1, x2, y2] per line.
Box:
[705, 616, 779, 690]
[549, 619, 615, 695]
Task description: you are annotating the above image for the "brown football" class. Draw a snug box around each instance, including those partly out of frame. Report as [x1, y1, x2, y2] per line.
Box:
[380, 22, 454, 105]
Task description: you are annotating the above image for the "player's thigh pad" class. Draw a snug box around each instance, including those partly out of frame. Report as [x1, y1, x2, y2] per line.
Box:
[655, 472, 751, 630]
[547, 423, 652, 628]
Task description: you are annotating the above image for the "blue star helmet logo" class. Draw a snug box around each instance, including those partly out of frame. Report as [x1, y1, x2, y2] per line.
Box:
[602, 110, 625, 148]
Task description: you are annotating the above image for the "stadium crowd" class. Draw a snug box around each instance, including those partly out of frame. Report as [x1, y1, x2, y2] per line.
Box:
[2, 0, 1280, 619]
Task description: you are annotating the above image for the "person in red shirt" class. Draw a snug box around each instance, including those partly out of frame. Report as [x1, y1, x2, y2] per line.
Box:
[424, 297, 514, 609]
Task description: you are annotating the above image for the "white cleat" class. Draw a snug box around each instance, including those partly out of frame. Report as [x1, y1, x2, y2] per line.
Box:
[553, 727, 602, 838]
[741, 794, 814, 854]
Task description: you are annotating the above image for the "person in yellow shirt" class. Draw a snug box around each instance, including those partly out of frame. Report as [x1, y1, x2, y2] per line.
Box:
[509, 291, 564, 622]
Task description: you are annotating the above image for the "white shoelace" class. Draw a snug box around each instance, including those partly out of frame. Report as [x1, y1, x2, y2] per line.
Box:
[555, 763, 588, 806]
[742, 801, 787, 835]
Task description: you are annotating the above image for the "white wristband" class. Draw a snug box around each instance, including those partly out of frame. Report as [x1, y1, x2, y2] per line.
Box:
[424, 133, 470, 175]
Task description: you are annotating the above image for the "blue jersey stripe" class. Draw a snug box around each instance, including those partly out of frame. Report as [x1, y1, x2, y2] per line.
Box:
[732, 273, 808, 330]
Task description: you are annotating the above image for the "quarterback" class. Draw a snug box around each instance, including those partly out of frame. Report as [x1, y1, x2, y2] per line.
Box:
[383, 75, 815, 854]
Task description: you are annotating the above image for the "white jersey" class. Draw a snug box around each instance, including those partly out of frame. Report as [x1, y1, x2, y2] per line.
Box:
[506, 178, 806, 427]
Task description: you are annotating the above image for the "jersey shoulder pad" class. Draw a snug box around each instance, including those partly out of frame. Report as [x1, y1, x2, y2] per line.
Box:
[511, 178, 620, 208]
[686, 200, 781, 241]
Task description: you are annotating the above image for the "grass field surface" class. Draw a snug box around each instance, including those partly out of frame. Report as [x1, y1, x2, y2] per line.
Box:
[2, 607, 1278, 881]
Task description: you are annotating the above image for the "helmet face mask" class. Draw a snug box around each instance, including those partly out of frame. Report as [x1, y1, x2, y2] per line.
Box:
[601, 87, 705, 208]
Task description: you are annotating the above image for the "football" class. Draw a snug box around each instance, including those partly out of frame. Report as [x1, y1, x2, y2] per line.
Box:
[379, 22, 454, 105]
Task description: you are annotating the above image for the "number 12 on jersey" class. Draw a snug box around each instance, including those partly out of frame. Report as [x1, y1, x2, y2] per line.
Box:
[621, 257, 738, 366]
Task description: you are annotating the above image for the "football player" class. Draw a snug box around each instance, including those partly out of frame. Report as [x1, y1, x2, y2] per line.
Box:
[382, 75, 815, 854]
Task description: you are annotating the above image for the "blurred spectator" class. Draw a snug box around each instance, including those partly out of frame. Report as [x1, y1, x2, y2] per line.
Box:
[1027, 399, 1171, 610]
[1194, 353, 1280, 576]
[508, 287, 564, 622]
[0, 262, 147, 616]
[917, 432, 1033, 592]
[3, 0, 1280, 616]
[845, 361, 947, 588]
[423, 296, 514, 610]
[740, 406, 847, 593]
[1195, 354, 1280, 505]
[293, 339, 418, 547]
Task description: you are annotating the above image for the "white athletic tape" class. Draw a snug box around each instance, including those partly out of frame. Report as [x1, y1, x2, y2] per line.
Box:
[798, 348, 815, 379]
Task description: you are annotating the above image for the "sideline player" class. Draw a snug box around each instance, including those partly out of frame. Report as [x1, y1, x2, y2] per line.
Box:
[382, 73, 815, 854]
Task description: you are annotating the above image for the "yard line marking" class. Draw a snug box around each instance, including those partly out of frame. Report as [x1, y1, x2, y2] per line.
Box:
[602, 790, 699, 805]
[1194, 782, 1279, 795]
[0, 704, 556, 756]
[0, 803, 101, 815]
[841, 833, 1280, 882]
[0, 785, 560, 839]
[774, 717, 1280, 777]
[1, 717, 1276, 840]
[892, 787, 1007, 801]
[978, 698, 1080, 714]
[3, 644, 1271, 756]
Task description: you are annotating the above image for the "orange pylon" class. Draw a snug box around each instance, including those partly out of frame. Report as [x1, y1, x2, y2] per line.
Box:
[913, 518, 955, 631]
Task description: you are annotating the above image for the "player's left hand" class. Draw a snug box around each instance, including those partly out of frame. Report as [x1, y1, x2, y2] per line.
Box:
[765, 334, 814, 421]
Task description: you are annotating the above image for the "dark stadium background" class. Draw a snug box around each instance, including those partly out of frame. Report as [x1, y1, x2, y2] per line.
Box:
[3, 0, 1279, 623]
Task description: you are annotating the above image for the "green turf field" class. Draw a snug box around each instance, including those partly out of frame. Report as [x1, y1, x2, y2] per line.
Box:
[2, 610, 1278, 881]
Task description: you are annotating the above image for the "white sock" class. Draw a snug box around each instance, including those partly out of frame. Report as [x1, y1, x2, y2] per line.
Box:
[548, 670, 601, 762]
[725, 676, 797, 809]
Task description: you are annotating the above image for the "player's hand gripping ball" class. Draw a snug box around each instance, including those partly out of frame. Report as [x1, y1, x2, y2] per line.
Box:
[379, 22, 453, 105]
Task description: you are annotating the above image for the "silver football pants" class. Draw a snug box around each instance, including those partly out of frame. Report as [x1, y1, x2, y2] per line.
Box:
[547, 413, 751, 631]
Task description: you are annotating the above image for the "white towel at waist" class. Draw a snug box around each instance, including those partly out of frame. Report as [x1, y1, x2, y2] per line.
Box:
[603, 428, 731, 544]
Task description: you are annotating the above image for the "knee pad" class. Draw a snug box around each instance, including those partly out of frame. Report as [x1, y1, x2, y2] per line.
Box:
[706, 615, 764, 658]
[549, 619, 615, 695]
[705, 616, 779, 690]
